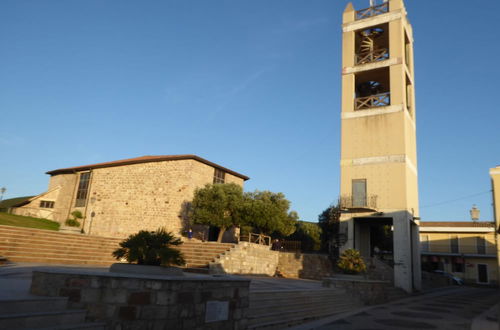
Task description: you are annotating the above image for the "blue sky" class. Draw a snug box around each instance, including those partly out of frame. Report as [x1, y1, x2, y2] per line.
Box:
[1, 0, 499, 222]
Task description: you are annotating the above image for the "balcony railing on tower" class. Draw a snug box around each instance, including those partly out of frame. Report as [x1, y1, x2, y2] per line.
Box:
[356, 2, 389, 20]
[356, 48, 389, 65]
[340, 194, 378, 211]
[355, 92, 390, 110]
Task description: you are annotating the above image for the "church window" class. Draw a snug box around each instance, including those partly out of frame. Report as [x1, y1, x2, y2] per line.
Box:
[40, 200, 54, 208]
[213, 169, 225, 184]
[75, 172, 91, 207]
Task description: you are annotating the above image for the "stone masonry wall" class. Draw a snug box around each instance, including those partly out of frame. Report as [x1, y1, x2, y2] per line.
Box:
[13, 173, 78, 223]
[210, 242, 280, 276]
[278, 252, 335, 280]
[82, 159, 243, 238]
[30, 270, 250, 330]
[210, 242, 334, 279]
[16, 159, 245, 238]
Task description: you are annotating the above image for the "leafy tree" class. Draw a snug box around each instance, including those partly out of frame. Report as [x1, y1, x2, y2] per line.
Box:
[318, 203, 342, 256]
[113, 228, 185, 266]
[287, 221, 322, 252]
[242, 191, 297, 236]
[337, 249, 366, 274]
[190, 183, 244, 242]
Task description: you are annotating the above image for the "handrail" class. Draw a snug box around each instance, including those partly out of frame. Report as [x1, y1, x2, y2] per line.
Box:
[356, 2, 389, 20]
[355, 92, 390, 110]
[356, 48, 389, 65]
[239, 232, 271, 246]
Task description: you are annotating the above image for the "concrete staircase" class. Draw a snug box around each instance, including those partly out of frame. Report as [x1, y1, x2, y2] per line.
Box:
[0, 225, 234, 269]
[247, 289, 363, 329]
[0, 296, 106, 329]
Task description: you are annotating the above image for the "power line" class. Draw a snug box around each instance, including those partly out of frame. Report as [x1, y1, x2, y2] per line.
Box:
[420, 190, 491, 209]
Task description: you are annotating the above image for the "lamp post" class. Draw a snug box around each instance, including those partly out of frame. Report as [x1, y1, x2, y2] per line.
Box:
[470, 204, 480, 222]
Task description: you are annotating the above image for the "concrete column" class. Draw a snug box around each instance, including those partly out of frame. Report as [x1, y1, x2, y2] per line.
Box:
[392, 211, 413, 292]
[411, 222, 422, 291]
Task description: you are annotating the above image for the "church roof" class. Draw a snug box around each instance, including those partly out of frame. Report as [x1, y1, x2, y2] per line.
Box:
[46, 154, 249, 180]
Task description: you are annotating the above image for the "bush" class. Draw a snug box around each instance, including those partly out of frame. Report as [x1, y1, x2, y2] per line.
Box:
[65, 210, 83, 227]
[65, 218, 80, 227]
[112, 228, 185, 266]
[337, 249, 367, 274]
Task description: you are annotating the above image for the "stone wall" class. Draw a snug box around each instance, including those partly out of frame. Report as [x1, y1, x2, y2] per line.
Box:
[278, 252, 335, 280]
[210, 242, 334, 279]
[322, 276, 392, 305]
[30, 270, 250, 330]
[210, 242, 279, 276]
[15, 158, 245, 238]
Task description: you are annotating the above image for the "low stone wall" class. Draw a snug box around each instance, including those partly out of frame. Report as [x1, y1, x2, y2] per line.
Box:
[278, 252, 334, 280]
[210, 242, 279, 276]
[322, 276, 391, 305]
[210, 242, 334, 279]
[30, 269, 250, 330]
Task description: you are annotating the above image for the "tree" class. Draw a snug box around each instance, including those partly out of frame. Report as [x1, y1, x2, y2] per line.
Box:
[287, 221, 322, 252]
[242, 190, 297, 236]
[112, 228, 185, 266]
[0, 187, 5, 201]
[190, 183, 244, 242]
[318, 202, 342, 256]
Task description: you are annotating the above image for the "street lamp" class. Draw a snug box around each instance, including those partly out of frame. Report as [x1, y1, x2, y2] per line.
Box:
[470, 204, 480, 222]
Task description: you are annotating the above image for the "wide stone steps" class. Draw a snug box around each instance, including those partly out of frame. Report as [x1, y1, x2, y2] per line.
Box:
[0, 225, 234, 269]
[0, 296, 106, 330]
[248, 289, 363, 329]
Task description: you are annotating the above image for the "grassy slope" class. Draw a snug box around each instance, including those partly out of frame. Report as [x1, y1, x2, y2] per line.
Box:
[0, 212, 60, 231]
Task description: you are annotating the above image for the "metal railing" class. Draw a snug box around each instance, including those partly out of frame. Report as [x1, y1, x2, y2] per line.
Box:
[339, 194, 378, 210]
[420, 244, 494, 256]
[279, 240, 301, 252]
[355, 92, 390, 110]
[356, 2, 389, 20]
[356, 48, 389, 65]
[239, 232, 271, 246]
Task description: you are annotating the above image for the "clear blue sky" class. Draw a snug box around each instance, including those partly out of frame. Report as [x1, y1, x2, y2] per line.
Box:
[1, 0, 499, 222]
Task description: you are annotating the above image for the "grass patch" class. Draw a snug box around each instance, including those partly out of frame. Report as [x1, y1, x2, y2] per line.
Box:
[0, 212, 60, 231]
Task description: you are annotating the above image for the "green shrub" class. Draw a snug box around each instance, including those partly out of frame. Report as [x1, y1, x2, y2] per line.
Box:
[112, 228, 185, 266]
[65, 218, 80, 227]
[337, 249, 367, 274]
[65, 210, 84, 227]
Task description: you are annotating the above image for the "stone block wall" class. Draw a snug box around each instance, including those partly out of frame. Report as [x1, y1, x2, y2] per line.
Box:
[210, 242, 334, 279]
[30, 270, 250, 330]
[278, 252, 335, 280]
[15, 158, 245, 238]
[210, 242, 279, 276]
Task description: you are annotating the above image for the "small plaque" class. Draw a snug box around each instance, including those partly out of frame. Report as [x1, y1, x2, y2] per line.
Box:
[205, 300, 229, 323]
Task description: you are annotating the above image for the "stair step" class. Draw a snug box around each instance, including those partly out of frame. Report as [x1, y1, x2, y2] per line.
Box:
[0, 297, 68, 314]
[247, 303, 360, 328]
[30, 322, 107, 330]
[0, 310, 87, 329]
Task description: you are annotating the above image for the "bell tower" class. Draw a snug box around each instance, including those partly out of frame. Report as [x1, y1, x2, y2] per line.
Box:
[339, 0, 421, 292]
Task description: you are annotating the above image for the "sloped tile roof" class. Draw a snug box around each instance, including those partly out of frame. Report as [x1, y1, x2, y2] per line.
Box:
[46, 155, 249, 180]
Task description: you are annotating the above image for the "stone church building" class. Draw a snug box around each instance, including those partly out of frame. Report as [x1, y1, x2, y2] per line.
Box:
[12, 155, 248, 238]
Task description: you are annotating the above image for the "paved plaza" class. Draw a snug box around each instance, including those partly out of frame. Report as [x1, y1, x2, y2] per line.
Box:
[292, 287, 500, 330]
[1, 263, 499, 330]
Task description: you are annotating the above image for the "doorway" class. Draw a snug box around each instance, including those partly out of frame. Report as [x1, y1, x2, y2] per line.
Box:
[477, 264, 489, 284]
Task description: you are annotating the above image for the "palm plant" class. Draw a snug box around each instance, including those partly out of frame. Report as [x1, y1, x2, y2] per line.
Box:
[112, 228, 185, 266]
[337, 248, 367, 274]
